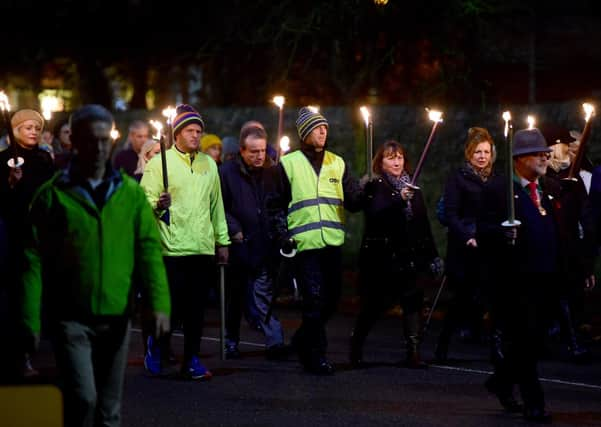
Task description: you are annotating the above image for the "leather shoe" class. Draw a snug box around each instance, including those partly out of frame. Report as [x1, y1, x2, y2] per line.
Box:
[305, 357, 335, 375]
[523, 407, 552, 424]
[265, 344, 290, 361]
[484, 375, 523, 413]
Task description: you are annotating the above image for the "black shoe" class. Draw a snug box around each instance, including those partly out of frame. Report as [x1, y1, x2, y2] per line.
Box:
[305, 357, 335, 375]
[566, 344, 591, 364]
[404, 352, 428, 369]
[484, 376, 523, 413]
[523, 407, 552, 424]
[225, 343, 241, 360]
[265, 344, 290, 361]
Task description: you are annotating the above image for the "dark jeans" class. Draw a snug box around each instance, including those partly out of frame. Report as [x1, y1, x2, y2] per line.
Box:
[225, 265, 284, 348]
[52, 318, 130, 427]
[161, 255, 213, 361]
[292, 246, 342, 360]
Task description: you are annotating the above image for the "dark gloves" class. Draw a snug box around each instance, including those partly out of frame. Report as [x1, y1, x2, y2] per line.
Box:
[430, 257, 445, 280]
[280, 237, 297, 257]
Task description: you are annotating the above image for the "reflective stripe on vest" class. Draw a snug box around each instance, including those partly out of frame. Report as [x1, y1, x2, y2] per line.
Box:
[280, 150, 345, 251]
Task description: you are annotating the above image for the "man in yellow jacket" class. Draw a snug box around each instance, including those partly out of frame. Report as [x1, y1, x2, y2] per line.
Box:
[141, 104, 230, 380]
[268, 107, 362, 375]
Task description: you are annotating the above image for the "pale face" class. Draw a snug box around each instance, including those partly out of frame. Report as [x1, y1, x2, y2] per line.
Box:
[145, 143, 161, 161]
[470, 141, 492, 170]
[205, 144, 222, 163]
[129, 126, 150, 153]
[15, 120, 43, 149]
[175, 124, 202, 153]
[515, 152, 550, 180]
[304, 125, 327, 149]
[240, 136, 266, 168]
[381, 151, 405, 177]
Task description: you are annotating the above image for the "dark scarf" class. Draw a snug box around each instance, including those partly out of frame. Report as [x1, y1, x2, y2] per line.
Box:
[385, 171, 413, 219]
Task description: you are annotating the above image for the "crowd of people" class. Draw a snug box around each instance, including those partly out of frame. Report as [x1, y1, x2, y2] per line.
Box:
[0, 101, 600, 426]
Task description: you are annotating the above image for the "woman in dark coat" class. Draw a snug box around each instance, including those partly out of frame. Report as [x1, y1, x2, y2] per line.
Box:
[434, 127, 500, 361]
[350, 140, 440, 369]
[0, 109, 55, 379]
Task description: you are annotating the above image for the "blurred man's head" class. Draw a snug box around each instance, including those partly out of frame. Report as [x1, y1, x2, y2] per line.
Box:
[128, 120, 150, 154]
[70, 104, 115, 176]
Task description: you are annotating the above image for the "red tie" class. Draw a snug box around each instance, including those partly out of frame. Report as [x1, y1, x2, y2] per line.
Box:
[527, 181, 539, 206]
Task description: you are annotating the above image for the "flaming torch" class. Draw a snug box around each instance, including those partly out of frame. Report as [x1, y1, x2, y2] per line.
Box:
[567, 103, 595, 180]
[409, 108, 443, 188]
[0, 91, 23, 168]
[273, 96, 285, 144]
[501, 111, 520, 234]
[276, 135, 291, 165]
[150, 119, 170, 225]
[527, 115, 536, 130]
[162, 106, 176, 149]
[360, 106, 374, 179]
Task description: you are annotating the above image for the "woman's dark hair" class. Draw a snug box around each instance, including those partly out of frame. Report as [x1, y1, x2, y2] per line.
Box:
[372, 139, 411, 175]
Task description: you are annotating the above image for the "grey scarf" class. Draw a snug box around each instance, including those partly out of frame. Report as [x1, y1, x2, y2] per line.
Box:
[385, 171, 413, 220]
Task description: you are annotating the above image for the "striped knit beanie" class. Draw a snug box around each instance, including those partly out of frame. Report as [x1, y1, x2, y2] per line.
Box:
[172, 104, 205, 137]
[296, 107, 328, 142]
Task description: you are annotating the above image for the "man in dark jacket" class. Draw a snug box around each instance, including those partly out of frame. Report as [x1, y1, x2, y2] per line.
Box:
[479, 128, 593, 423]
[219, 124, 287, 360]
[112, 120, 149, 177]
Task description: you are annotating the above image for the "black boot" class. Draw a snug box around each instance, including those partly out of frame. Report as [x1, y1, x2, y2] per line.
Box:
[403, 311, 428, 369]
[484, 374, 523, 413]
[559, 299, 590, 363]
[349, 331, 366, 369]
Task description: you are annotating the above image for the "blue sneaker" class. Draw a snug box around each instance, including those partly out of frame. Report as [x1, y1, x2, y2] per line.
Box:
[181, 355, 212, 380]
[144, 336, 162, 375]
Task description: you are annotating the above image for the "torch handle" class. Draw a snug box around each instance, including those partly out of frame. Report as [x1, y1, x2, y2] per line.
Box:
[568, 120, 593, 180]
[410, 121, 439, 186]
[1, 109, 19, 165]
[506, 123, 515, 223]
[159, 136, 169, 191]
[368, 121, 374, 179]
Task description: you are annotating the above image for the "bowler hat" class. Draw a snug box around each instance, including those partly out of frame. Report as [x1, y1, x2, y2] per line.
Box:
[512, 128, 552, 157]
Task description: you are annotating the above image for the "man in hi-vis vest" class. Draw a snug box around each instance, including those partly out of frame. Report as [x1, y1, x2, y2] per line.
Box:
[268, 107, 362, 375]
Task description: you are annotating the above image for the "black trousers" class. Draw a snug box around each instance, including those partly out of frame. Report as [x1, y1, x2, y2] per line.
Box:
[161, 255, 213, 361]
[292, 246, 342, 361]
[490, 274, 552, 410]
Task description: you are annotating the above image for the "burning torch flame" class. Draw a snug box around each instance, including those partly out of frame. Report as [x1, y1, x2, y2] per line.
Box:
[110, 129, 120, 141]
[279, 136, 290, 154]
[162, 106, 177, 124]
[583, 103, 595, 122]
[359, 106, 370, 127]
[502, 111, 511, 138]
[527, 115, 535, 130]
[149, 120, 163, 141]
[0, 91, 11, 111]
[427, 109, 443, 123]
[307, 105, 320, 113]
[273, 96, 285, 109]
[41, 95, 59, 120]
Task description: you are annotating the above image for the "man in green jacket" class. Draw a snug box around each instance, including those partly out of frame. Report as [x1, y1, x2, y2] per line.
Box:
[140, 104, 230, 380]
[21, 104, 171, 427]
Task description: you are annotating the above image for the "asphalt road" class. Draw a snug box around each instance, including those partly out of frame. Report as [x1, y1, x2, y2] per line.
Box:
[10, 303, 600, 427]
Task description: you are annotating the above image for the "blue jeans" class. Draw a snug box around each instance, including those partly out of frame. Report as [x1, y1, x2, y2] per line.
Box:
[52, 318, 130, 427]
[226, 266, 284, 348]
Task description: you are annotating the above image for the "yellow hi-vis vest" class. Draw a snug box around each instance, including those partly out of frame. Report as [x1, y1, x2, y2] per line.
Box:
[280, 150, 345, 252]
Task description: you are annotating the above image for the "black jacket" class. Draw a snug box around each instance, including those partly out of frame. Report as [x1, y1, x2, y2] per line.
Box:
[220, 154, 278, 270]
[443, 164, 501, 280]
[360, 175, 438, 275]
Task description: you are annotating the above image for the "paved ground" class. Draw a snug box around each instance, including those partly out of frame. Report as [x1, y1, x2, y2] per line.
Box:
[9, 303, 601, 427]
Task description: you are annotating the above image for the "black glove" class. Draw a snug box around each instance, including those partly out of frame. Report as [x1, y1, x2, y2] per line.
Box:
[430, 257, 444, 280]
[280, 237, 297, 256]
